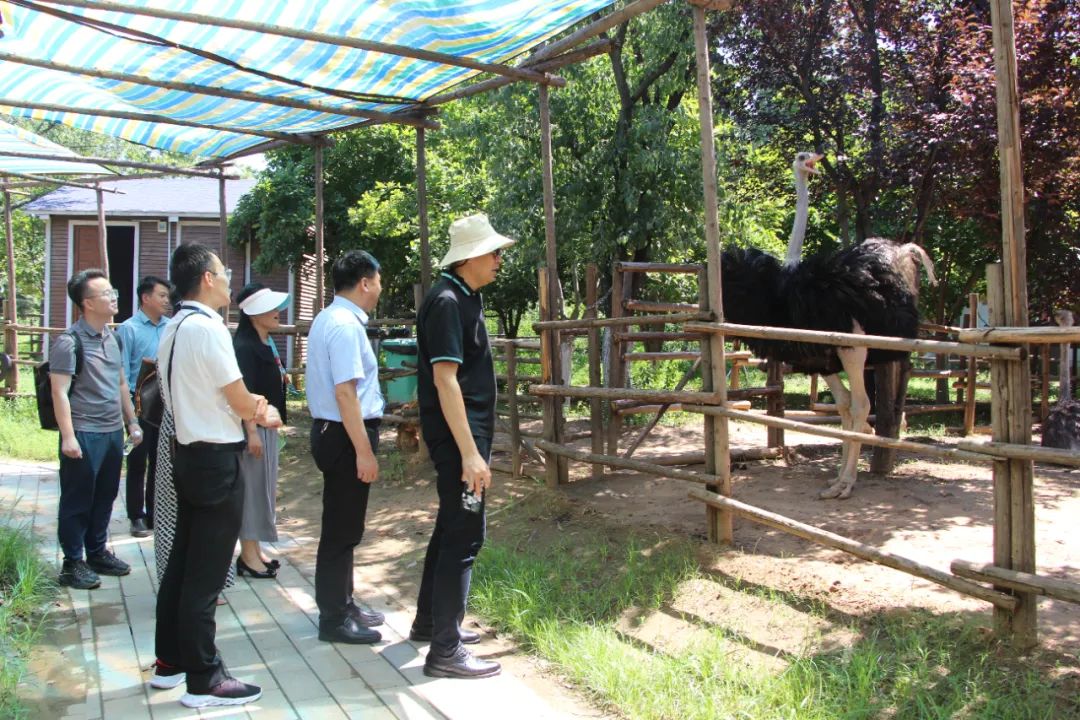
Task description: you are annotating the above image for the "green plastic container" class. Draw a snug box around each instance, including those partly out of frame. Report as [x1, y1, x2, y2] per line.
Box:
[381, 338, 418, 404]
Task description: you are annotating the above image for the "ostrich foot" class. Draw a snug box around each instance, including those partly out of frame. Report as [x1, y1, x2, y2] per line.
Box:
[820, 476, 856, 499]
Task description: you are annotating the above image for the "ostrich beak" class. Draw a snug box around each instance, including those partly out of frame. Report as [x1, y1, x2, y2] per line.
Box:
[805, 153, 824, 174]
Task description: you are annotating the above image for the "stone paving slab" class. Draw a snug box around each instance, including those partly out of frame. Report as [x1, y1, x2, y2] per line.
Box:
[2, 459, 576, 720]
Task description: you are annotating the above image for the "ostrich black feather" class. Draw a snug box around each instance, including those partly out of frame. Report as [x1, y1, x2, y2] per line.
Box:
[719, 245, 920, 376]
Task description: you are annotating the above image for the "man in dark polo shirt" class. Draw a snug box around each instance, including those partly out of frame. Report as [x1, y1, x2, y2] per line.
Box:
[410, 213, 514, 679]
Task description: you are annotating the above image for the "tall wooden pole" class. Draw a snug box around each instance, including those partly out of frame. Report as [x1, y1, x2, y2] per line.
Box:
[314, 143, 326, 312]
[95, 185, 109, 277]
[538, 83, 567, 486]
[218, 170, 230, 322]
[417, 128, 432, 296]
[692, 4, 731, 543]
[989, 0, 1036, 649]
[3, 183, 17, 392]
[586, 264, 604, 480]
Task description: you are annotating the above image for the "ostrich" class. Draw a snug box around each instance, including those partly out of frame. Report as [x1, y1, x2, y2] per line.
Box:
[1042, 309, 1079, 451]
[718, 153, 936, 499]
[721, 244, 919, 498]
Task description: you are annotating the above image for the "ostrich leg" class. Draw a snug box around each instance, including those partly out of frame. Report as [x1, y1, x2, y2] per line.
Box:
[821, 331, 871, 499]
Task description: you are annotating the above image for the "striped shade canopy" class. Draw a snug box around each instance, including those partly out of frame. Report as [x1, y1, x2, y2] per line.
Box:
[0, 117, 115, 175]
[0, 0, 617, 160]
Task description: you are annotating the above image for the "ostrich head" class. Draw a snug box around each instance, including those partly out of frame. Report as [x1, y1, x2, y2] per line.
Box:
[785, 152, 823, 266]
[793, 151, 823, 180]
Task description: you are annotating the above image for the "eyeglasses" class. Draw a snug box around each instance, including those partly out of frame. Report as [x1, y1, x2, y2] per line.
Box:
[211, 268, 233, 284]
[88, 288, 119, 301]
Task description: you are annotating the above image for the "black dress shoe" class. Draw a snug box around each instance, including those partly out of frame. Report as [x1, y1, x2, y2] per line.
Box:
[236, 557, 276, 579]
[408, 625, 480, 644]
[319, 617, 381, 645]
[130, 518, 152, 538]
[346, 602, 384, 628]
[423, 645, 501, 679]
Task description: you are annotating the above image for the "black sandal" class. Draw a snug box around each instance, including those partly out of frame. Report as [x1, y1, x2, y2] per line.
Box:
[236, 557, 276, 579]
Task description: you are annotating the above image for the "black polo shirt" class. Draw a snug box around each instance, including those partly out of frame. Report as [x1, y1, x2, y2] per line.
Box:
[417, 270, 496, 445]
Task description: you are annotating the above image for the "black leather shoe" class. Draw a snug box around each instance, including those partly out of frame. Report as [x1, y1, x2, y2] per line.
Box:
[409, 626, 480, 644]
[346, 602, 384, 628]
[319, 617, 381, 645]
[236, 557, 276, 579]
[423, 645, 501, 679]
[130, 518, 152, 538]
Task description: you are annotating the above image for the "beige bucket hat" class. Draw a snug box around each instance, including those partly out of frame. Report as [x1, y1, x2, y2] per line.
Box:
[437, 213, 516, 268]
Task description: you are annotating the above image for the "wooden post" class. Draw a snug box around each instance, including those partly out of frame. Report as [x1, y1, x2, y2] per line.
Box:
[1039, 345, 1050, 422]
[693, 4, 731, 543]
[766, 361, 784, 448]
[538, 267, 564, 487]
[95, 185, 109, 277]
[1057, 310, 1074, 400]
[314, 143, 326, 312]
[2, 183, 16, 392]
[538, 84, 568, 485]
[990, 0, 1037, 648]
[417, 127, 432, 295]
[586, 264, 604, 480]
[505, 342, 521, 478]
[218, 169, 230, 323]
[870, 362, 900, 473]
[962, 292, 980, 435]
[606, 264, 625, 457]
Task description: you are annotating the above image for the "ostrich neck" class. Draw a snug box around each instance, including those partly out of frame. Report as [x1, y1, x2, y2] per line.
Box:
[785, 175, 810, 266]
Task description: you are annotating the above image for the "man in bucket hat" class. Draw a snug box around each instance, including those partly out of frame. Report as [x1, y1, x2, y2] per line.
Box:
[409, 213, 514, 679]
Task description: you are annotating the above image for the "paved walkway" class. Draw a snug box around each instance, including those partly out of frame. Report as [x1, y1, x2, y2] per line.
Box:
[2, 460, 572, 720]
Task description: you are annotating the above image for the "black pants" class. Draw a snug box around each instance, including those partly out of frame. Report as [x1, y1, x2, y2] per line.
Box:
[311, 418, 379, 626]
[154, 442, 244, 694]
[125, 418, 160, 523]
[414, 435, 490, 658]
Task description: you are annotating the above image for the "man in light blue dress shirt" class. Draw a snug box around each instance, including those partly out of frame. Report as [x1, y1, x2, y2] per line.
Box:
[116, 275, 171, 537]
[307, 249, 387, 645]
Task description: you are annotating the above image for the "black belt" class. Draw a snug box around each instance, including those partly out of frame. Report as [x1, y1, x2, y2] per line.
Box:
[318, 418, 382, 429]
[181, 440, 246, 452]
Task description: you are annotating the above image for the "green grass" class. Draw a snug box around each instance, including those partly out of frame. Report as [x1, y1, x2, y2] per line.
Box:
[0, 519, 56, 719]
[0, 396, 57, 463]
[471, 501, 1078, 720]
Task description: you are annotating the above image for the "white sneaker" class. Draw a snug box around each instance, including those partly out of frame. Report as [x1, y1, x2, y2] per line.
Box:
[180, 678, 262, 708]
[149, 660, 184, 689]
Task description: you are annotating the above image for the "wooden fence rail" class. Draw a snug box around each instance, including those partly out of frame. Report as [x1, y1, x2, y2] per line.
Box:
[688, 488, 1018, 611]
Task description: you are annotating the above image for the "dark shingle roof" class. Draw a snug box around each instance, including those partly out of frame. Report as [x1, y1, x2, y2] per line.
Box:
[22, 176, 257, 217]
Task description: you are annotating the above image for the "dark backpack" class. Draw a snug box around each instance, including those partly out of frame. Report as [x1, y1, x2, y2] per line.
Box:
[35, 330, 83, 431]
[35, 329, 123, 431]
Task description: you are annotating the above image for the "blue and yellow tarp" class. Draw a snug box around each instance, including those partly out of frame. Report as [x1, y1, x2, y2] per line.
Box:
[0, 0, 617, 160]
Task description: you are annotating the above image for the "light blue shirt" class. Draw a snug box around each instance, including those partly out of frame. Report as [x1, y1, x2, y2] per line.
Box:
[306, 295, 384, 422]
[116, 308, 167, 397]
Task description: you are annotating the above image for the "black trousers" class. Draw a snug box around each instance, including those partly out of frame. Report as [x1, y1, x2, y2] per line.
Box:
[414, 435, 489, 657]
[125, 418, 160, 523]
[311, 418, 379, 626]
[154, 441, 244, 694]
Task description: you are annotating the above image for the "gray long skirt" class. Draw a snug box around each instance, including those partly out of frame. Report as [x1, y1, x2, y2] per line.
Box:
[238, 425, 279, 542]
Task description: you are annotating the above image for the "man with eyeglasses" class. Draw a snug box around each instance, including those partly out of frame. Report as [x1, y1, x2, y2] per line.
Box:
[410, 213, 514, 679]
[50, 268, 143, 590]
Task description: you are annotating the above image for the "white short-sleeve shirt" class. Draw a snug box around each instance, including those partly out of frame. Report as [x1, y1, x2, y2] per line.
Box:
[158, 301, 244, 445]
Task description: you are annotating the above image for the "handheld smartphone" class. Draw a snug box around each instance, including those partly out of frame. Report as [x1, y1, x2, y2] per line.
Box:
[461, 488, 483, 514]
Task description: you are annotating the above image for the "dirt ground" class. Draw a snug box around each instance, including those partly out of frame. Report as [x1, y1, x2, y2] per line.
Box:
[276, 410, 1079, 712]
